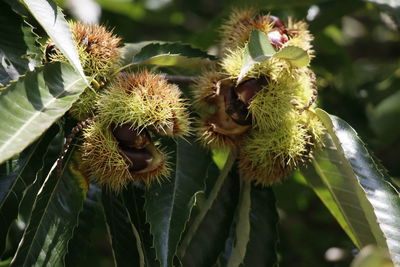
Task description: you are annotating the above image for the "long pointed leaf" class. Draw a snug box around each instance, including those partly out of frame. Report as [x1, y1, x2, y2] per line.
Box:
[126, 42, 214, 69]
[123, 186, 159, 267]
[0, 125, 60, 255]
[237, 30, 276, 84]
[102, 189, 141, 267]
[0, 62, 87, 163]
[179, 161, 240, 267]
[10, 151, 88, 267]
[219, 183, 279, 267]
[21, 0, 87, 81]
[315, 109, 400, 265]
[65, 184, 105, 267]
[144, 138, 214, 267]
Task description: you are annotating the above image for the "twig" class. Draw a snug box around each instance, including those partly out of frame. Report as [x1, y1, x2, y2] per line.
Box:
[56, 117, 95, 178]
[165, 75, 197, 84]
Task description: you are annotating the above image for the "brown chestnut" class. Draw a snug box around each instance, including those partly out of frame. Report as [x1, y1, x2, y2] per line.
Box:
[119, 147, 153, 172]
[112, 124, 150, 149]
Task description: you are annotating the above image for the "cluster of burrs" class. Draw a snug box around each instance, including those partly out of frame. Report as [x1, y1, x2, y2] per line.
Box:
[45, 22, 190, 191]
[193, 8, 325, 186]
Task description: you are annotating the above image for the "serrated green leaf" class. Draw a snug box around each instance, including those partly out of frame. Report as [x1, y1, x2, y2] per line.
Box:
[144, 138, 214, 267]
[17, 127, 64, 224]
[122, 185, 159, 267]
[0, 62, 87, 164]
[273, 46, 310, 67]
[0, 125, 60, 255]
[300, 165, 359, 246]
[65, 184, 104, 267]
[304, 131, 382, 248]
[179, 160, 239, 267]
[0, 1, 40, 87]
[237, 30, 276, 84]
[219, 182, 279, 267]
[102, 189, 142, 267]
[21, 0, 87, 82]
[129, 42, 215, 69]
[120, 42, 154, 66]
[10, 150, 88, 267]
[242, 185, 279, 267]
[313, 109, 400, 265]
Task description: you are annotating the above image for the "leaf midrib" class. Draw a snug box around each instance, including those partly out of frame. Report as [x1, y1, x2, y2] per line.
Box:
[0, 77, 83, 157]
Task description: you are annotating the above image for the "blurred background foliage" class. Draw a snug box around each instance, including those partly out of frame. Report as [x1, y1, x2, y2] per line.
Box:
[50, 0, 400, 266]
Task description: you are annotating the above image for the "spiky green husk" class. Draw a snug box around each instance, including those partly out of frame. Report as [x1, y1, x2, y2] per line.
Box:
[239, 110, 323, 185]
[249, 69, 315, 130]
[220, 8, 274, 52]
[45, 21, 122, 120]
[46, 21, 121, 79]
[97, 71, 190, 137]
[196, 118, 238, 149]
[81, 120, 169, 191]
[193, 8, 325, 185]
[69, 88, 98, 121]
[192, 65, 226, 109]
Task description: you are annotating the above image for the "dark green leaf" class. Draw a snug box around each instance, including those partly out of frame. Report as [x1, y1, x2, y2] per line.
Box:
[304, 130, 381, 248]
[102, 189, 141, 267]
[300, 165, 359, 246]
[65, 184, 104, 267]
[242, 185, 279, 267]
[313, 109, 400, 265]
[237, 30, 276, 83]
[123, 185, 159, 267]
[120, 41, 156, 66]
[0, 1, 40, 86]
[218, 182, 279, 267]
[129, 42, 215, 69]
[0, 62, 87, 164]
[21, 0, 87, 80]
[144, 138, 214, 267]
[9, 150, 88, 267]
[180, 162, 240, 267]
[0, 125, 60, 255]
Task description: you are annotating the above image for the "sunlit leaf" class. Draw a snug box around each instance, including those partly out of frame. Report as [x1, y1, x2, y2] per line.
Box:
[237, 30, 276, 84]
[311, 109, 400, 265]
[21, 0, 87, 81]
[0, 62, 87, 164]
[273, 46, 310, 67]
